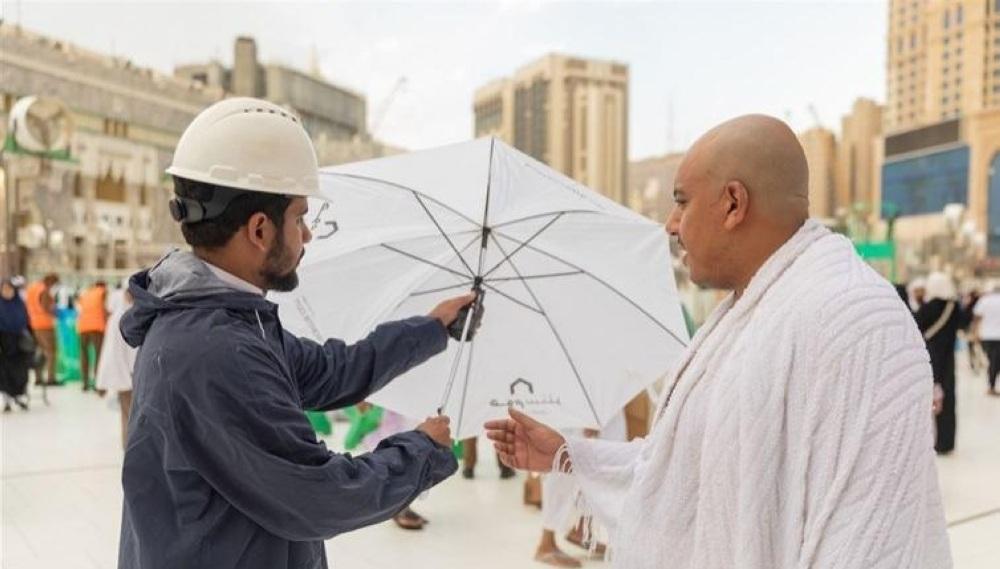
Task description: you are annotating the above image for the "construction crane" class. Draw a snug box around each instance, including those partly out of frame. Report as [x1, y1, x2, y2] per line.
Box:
[369, 77, 408, 137]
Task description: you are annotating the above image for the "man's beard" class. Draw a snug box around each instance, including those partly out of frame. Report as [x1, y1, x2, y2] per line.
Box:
[261, 232, 303, 292]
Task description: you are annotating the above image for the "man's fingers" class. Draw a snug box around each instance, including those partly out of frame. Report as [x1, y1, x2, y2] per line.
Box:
[485, 429, 510, 443]
[452, 292, 475, 307]
[508, 407, 543, 429]
[496, 450, 516, 468]
[483, 418, 512, 431]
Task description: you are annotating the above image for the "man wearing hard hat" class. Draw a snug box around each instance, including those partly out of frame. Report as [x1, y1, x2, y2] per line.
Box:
[117, 98, 471, 569]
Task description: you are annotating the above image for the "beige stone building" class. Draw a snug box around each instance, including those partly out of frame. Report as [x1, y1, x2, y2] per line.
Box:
[175, 36, 369, 158]
[1, 27, 387, 282]
[0, 23, 223, 281]
[626, 152, 684, 223]
[837, 98, 883, 212]
[798, 127, 839, 219]
[473, 54, 629, 204]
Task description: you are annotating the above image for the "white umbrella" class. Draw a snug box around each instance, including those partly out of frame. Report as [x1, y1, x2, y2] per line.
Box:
[273, 138, 689, 439]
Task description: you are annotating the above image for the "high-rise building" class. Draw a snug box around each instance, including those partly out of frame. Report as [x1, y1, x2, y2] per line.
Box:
[798, 128, 838, 219]
[472, 54, 629, 204]
[878, 1, 1000, 268]
[837, 98, 883, 211]
[886, 0, 1000, 132]
[626, 152, 684, 223]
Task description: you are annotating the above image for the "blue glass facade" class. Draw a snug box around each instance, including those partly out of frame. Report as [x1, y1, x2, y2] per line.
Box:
[989, 153, 1000, 257]
[881, 146, 970, 217]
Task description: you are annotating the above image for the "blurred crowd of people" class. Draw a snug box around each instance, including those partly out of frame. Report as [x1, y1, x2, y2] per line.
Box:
[898, 272, 1000, 455]
[0, 273, 136, 443]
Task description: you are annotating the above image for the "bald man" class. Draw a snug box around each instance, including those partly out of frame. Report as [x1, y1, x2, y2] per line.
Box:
[486, 116, 952, 568]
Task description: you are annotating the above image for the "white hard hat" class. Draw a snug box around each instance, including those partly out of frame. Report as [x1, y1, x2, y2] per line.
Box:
[167, 97, 319, 198]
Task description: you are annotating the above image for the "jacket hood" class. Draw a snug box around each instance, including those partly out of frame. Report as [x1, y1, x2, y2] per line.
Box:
[121, 250, 273, 348]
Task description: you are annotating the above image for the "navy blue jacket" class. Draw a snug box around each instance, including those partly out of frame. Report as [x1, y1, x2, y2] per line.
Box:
[117, 251, 456, 569]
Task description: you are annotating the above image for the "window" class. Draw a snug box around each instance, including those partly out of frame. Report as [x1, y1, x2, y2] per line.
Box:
[956, 5, 963, 25]
[944, 10, 950, 29]
[911, 33, 917, 49]
[881, 146, 970, 217]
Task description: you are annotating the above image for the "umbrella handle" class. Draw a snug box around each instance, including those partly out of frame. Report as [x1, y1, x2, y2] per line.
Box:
[446, 285, 485, 342]
[438, 285, 484, 416]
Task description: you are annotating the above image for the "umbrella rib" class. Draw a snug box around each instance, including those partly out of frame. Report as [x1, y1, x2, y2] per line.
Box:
[480, 282, 544, 315]
[412, 191, 476, 276]
[409, 281, 476, 297]
[454, 328, 479, 436]
[491, 209, 600, 230]
[474, 138, 498, 278]
[485, 270, 584, 283]
[379, 243, 473, 280]
[488, 233, 602, 426]
[323, 171, 483, 227]
[481, 212, 564, 279]
[491, 229, 689, 350]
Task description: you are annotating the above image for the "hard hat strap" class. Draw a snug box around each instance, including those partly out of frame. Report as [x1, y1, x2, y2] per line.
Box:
[168, 185, 245, 224]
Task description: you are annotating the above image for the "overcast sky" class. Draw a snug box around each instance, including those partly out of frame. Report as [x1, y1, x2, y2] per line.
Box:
[3, 0, 888, 159]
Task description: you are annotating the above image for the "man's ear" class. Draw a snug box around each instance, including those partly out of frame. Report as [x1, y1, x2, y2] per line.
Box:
[245, 212, 274, 253]
[721, 180, 749, 230]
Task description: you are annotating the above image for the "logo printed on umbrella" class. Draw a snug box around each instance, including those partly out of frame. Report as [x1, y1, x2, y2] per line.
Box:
[310, 201, 339, 240]
[509, 377, 534, 395]
[489, 377, 562, 411]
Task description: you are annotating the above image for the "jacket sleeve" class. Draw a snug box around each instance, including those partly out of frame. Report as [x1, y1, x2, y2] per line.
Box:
[284, 316, 448, 411]
[168, 340, 458, 542]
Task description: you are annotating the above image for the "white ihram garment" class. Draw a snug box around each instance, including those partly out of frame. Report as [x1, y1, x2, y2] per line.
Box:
[564, 220, 952, 569]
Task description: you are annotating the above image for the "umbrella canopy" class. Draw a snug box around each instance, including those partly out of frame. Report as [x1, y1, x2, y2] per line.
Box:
[273, 137, 689, 439]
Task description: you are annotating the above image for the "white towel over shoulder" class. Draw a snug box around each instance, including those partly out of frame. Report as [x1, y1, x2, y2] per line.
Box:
[566, 220, 952, 569]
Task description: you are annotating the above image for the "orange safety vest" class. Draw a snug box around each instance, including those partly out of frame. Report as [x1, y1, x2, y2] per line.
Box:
[26, 281, 55, 330]
[77, 286, 108, 334]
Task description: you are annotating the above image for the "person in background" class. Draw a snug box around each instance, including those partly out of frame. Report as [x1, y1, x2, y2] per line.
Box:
[25, 273, 60, 386]
[77, 281, 108, 392]
[914, 272, 968, 454]
[0, 278, 32, 411]
[908, 277, 927, 312]
[973, 281, 1000, 396]
[461, 436, 516, 480]
[961, 286, 984, 372]
[96, 289, 137, 447]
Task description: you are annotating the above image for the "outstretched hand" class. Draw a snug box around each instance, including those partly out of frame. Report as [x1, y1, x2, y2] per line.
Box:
[484, 408, 566, 472]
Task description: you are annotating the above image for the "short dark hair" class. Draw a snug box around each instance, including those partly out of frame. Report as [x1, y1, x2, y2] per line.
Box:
[173, 176, 292, 249]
